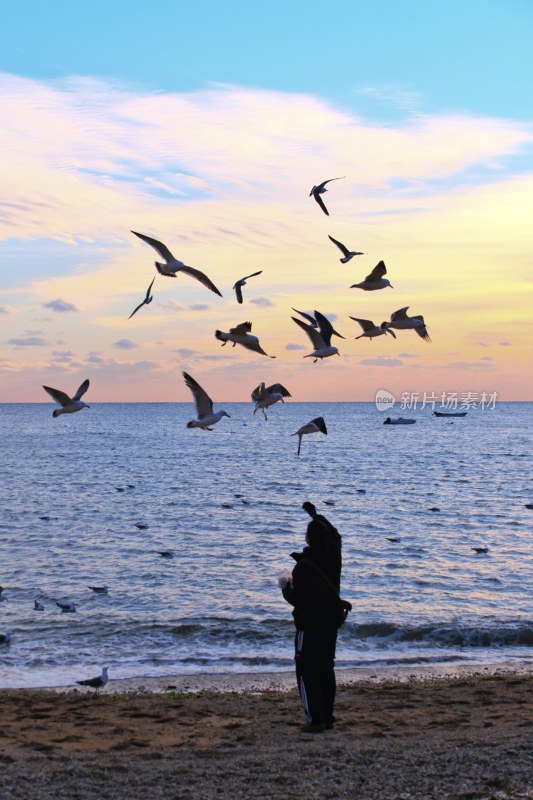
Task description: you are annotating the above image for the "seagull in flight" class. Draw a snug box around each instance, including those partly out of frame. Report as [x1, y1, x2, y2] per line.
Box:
[350, 318, 397, 340]
[350, 261, 393, 291]
[215, 322, 275, 357]
[309, 177, 345, 216]
[76, 666, 109, 691]
[183, 372, 231, 430]
[251, 382, 291, 420]
[131, 231, 222, 296]
[43, 379, 90, 418]
[384, 307, 431, 342]
[233, 270, 262, 304]
[328, 235, 365, 263]
[128, 277, 155, 319]
[292, 416, 328, 456]
[291, 310, 343, 362]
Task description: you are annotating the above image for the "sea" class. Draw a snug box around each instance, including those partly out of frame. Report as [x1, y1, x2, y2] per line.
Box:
[0, 401, 532, 689]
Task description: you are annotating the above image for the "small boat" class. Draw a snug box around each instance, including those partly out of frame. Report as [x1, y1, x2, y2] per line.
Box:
[433, 411, 467, 418]
[383, 417, 416, 425]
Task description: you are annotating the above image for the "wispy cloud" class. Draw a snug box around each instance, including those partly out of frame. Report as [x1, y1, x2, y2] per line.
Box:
[113, 339, 137, 350]
[43, 298, 78, 313]
[7, 336, 48, 347]
[189, 303, 211, 312]
[360, 357, 404, 367]
[285, 343, 306, 351]
[250, 297, 274, 307]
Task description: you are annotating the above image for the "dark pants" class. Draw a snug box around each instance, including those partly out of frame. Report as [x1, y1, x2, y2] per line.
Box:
[294, 626, 337, 724]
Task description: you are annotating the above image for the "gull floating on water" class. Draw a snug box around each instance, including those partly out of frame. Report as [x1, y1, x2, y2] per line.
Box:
[56, 601, 77, 613]
[43, 379, 90, 418]
[251, 382, 291, 420]
[292, 416, 328, 456]
[233, 270, 262, 304]
[309, 177, 345, 216]
[0, 587, 7, 602]
[131, 231, 222, 296]
[34, 599, 44, 611]
[215, 322, 275, 357]
[88, 585, 109, 594]
[350, 261, 392, 291]
[350, 317, 397, 340]
[384, 307, 431, 342]
[328, 235, 365, 263]
[183, 371, 230, 431]
[76, 666, 109, 690]
[292, 310, 343, 362]
[0, 631, 12, 645]
[128, 276, 155, 319]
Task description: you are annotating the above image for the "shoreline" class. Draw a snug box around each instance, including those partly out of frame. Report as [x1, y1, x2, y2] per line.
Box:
[4, 658, 533, 694]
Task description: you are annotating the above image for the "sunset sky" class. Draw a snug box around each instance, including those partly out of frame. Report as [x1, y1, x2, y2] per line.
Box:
[1, 1, 531, 402]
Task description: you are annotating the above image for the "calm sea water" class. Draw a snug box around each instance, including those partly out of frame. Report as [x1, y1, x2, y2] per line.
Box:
[0, 401, 532, 688]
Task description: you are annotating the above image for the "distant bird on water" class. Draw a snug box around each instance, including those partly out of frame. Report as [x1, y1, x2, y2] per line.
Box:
[0, 587, 7, 602]
[131, 231, 222, 296]
[34, 599, 44, 611]
[350, 261, 393, 291]
[76, 666, 109, 691]
[88, 585, 109, 594]
[384, 307, 431, 342]
[350, 318, 397, 341]
[42, 379, 90, 418]
[56, 601, 77, 613]
[292, 417, 328, 456]
[183, 372, 230, 431]
[251, 382, 291, 420]
[309, 177, 345, 216]
[292, 310, 343, 362]
[215, 322, 275, 358]
[0, 631, 12, 645]
[233, 270, 262, 304]
[328, 235, 365, 263]
[128, 276, 155, 319]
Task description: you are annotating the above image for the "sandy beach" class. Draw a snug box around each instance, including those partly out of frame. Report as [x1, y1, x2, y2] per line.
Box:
[2, 667, 533, 799]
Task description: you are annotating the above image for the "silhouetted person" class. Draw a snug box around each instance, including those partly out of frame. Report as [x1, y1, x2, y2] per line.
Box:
[280, 501, 344, 733]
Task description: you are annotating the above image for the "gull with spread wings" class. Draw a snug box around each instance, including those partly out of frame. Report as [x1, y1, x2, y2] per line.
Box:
[309, 177, 345, 216]
[131, 231, 222, 296]
[350, 318, 397, 341]
[350, 260, 393, 291]
[42, 379, 91, 418]
[233, 270, 262, 304]
[328, 235, 365, 263]
[251, 382, 292, 420]
[292, 416, 328, 456]
[291, 310, 344, 362]
[215, 322, 275, 357]
[384, 307, 431, 342]
[128, 276, 155, 319]
[183, 372, 230, 430]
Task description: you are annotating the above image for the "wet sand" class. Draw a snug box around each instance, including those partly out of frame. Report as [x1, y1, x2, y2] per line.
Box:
[2, 668, 533, 799]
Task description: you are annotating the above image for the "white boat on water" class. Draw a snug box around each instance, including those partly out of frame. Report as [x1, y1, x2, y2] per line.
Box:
[383, 417, 416, 425]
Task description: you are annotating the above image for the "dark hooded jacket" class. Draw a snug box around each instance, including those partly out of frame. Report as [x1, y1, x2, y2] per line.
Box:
[282, 515, 342, 631]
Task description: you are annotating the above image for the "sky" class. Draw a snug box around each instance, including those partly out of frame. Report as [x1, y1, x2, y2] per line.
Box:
[1, 0, 532, 403]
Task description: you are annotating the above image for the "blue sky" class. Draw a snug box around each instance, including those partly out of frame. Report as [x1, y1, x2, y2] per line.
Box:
[1, 1, 532, 402]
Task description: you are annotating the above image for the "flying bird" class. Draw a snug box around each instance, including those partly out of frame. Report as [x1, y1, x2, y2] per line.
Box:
[350, 318, 397, 340]
[291, 310, 343, 362]
[233, 270, 262, 304]
[128, 276, 155, 319]
[328, 235, 365, 263]
[292, 416, 328, 456]
[43, 379, 90, 418]
[310, 177, 345, 216]
[183, 371, 230, 431]
[384, 307, 431, 342]
[215, 322, 275, 357]
[76, 666, 109, 691]
[131, 231, 222, 296]
[251, 382, 291, 420]
[350, 261, 393, 291]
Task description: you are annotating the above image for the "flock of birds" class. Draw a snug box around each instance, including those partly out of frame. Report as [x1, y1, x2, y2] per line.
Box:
[40, 177, 431, 456]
